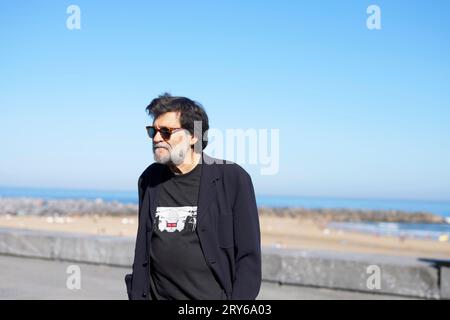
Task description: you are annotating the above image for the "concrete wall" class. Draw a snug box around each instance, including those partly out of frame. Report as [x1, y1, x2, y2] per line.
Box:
[0, 227, 448, 299]
[262, 247, 442, 299]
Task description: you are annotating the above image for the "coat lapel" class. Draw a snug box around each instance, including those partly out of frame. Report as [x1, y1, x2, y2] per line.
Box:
[148, 182, 158, 224]
[197, 153, 220, 225]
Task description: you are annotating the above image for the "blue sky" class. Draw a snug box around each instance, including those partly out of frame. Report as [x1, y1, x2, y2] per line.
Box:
[1, 0, 449, 201]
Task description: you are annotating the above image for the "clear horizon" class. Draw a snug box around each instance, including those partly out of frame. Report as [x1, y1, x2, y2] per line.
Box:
[1, 185, 450, 203]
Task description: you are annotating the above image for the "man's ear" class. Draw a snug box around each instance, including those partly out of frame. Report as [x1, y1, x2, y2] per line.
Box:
[190, 134, 198, 147]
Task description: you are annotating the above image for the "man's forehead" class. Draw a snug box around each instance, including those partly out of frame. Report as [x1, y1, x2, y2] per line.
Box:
[153, 111, 181, 126]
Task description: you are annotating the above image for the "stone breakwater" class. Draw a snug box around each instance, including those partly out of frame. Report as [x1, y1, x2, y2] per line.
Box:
[0, 197, 447, 224]
[0, 197, 137, 216]
[258, 207, 447, 224]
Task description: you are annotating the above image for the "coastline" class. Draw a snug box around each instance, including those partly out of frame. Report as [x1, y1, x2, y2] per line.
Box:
[0, 197, 449, 260]
[0, 197, 447, 223]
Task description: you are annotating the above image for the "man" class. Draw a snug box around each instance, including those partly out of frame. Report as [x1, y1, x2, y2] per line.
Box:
[125, 93, 261, 300]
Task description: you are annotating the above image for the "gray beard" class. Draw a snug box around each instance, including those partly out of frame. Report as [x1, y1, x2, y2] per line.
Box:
[154, 141, 190, 166]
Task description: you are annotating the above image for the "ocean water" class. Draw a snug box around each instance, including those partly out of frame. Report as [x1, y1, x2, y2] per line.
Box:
[0, 187, 138, 205]
[256, 195, 450, 218]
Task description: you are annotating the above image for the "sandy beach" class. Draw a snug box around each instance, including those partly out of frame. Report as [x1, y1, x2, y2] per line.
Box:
[1, 214, 449, 260]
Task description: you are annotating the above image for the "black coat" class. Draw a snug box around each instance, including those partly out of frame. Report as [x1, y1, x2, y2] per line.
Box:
[125, 153, 262, 300]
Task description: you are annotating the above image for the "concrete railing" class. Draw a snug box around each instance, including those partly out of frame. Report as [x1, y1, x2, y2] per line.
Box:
[0, 227, 449, 299]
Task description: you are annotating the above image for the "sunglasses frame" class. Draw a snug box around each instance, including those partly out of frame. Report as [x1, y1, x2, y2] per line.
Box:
[146, 125, 184, 140]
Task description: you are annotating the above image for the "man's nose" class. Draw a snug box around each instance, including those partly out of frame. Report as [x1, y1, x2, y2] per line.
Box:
[153, 130, 163, 143]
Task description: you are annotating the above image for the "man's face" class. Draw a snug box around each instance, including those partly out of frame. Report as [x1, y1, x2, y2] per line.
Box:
[152, 112, 193, 165]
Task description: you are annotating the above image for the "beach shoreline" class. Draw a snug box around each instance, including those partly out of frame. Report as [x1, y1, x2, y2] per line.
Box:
[1, 197, 450, 260]
[0, 197, 447, 223]
[1, 213, 449, 260]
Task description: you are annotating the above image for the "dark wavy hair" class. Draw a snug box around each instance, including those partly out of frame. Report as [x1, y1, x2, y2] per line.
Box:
[146, 93, 209, 150]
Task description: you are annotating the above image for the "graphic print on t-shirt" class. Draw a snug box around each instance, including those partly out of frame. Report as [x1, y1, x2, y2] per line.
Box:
[155, 206, 197, 232]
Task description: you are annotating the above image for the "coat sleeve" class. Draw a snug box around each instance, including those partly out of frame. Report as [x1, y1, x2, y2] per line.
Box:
[230, 168, 262, 299]
[126, 172, 148, 300]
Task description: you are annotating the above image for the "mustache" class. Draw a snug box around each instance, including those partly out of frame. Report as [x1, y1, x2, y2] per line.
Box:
[153, 143, 170, 150]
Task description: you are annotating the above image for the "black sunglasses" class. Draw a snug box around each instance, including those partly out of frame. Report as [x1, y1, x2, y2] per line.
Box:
[146, 126, 183, 140]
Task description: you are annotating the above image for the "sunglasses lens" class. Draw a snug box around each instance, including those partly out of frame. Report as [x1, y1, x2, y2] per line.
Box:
[160, 128, 171, 140]
[147, 127, 156, 138]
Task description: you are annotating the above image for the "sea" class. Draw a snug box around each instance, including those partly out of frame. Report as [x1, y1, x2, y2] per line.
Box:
[1, 186, 450, 240]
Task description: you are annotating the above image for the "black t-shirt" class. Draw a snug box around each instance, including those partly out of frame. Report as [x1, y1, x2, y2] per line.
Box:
[149, 163, 225, 300]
